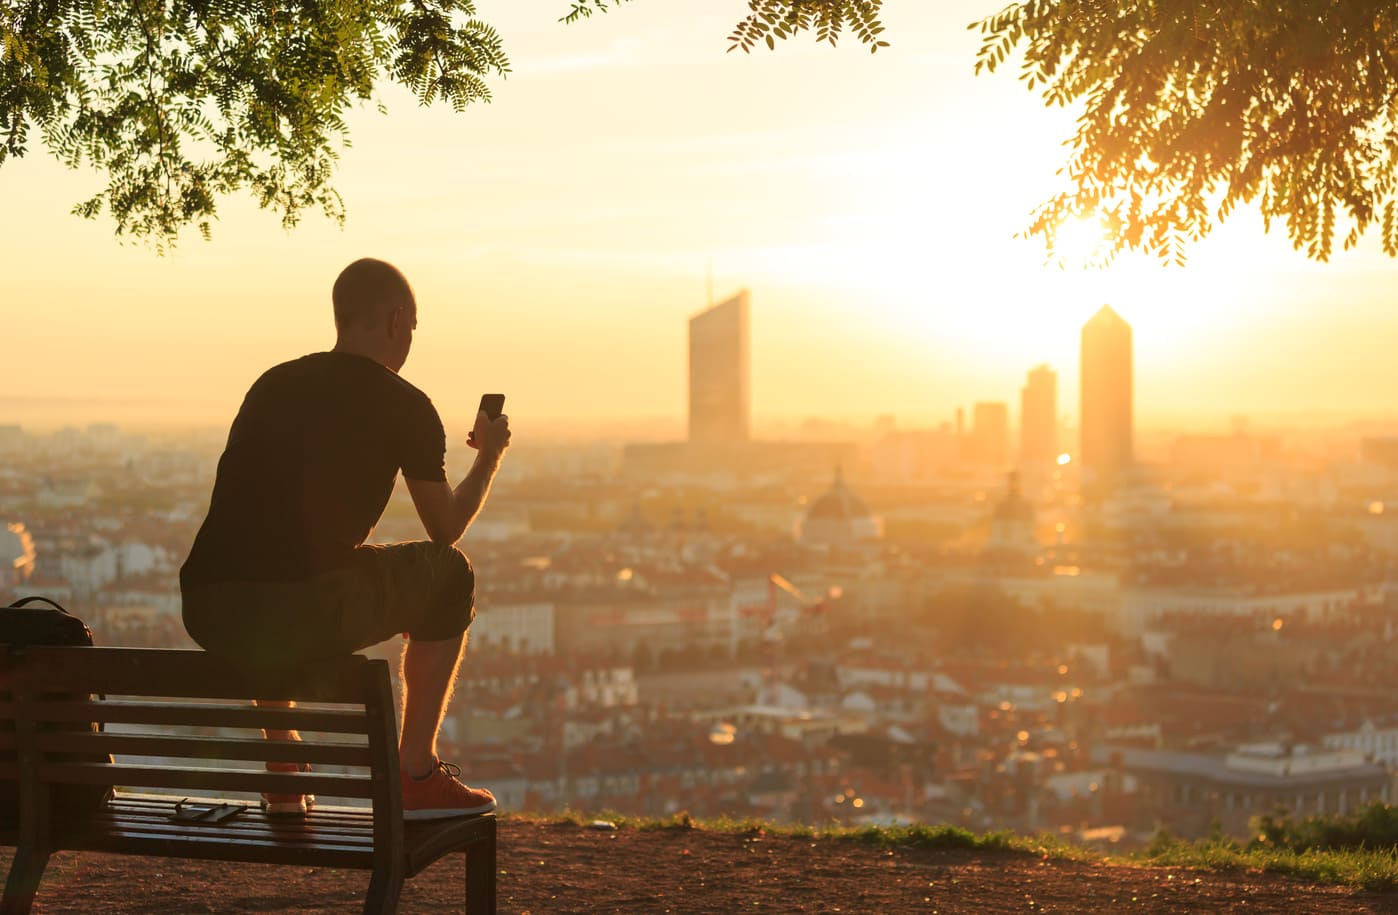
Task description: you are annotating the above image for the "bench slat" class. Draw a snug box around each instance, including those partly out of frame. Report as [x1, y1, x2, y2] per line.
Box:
[6, 646, 384, 704]
[41, 762, 376, 798]
[107, 794, 378, 830]
[89, 809, 378, 843]
[87, 824, 373, 853]
[72, 796, 495, 869]
[35, 731, 373, 767]
[112, 794, 374, 824]
[70, 828, 376, 868]
[64, 797, 493, 871]
[9, 699, 372, 734]
[84, 812, 377, 846]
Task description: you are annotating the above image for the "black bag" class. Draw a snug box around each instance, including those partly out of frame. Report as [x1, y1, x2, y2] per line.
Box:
[0, 596, 114, 827]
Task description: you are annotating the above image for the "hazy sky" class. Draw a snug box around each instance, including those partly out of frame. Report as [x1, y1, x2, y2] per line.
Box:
[3, 1, 1396, 434]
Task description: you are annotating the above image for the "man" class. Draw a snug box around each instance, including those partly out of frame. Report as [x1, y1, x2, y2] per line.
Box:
[181, 257, 510, 820]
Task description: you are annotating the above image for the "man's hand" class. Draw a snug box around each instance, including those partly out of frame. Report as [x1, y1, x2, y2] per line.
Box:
[407, 409, 511, 545]
[467, 410, 511, 454]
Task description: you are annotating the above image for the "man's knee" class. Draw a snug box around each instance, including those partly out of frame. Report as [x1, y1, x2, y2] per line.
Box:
[427, 542, 474, 599]
[415, 541, 474, 639]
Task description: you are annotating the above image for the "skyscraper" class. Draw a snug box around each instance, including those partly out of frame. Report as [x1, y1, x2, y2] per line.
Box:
[1080, 305, 1133, 480]
[1020, 364, 1057, 467]
[971, 401, 1010, 469]
[688, 290, 750, 444]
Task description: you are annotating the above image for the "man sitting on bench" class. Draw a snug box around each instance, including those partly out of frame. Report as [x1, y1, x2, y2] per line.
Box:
[179, 257, 510, 820]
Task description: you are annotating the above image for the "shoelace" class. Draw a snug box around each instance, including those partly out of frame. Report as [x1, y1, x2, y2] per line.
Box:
[434, 759, 463, 781]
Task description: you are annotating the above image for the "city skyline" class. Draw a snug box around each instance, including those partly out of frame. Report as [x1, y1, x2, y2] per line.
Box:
[5, 3, 1398, 431]
[7, 277, 1391, 444]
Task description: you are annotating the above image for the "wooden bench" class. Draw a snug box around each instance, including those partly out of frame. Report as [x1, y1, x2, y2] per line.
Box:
[0, 646, 496, 914]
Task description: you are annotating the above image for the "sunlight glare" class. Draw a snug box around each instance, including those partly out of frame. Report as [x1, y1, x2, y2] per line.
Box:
[1053, 216, 1111, 268]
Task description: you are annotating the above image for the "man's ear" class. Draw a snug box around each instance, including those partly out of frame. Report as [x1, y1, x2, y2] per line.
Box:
[387, 303, 406, 338]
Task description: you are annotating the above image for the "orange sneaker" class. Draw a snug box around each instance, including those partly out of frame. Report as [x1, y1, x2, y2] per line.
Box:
[401, 758, 497, 820]
[263, 761, 316, 817]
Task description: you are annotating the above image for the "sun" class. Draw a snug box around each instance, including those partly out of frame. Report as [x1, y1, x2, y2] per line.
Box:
[1051, 215, 1113, 268]
[794, 148, 1262, 380]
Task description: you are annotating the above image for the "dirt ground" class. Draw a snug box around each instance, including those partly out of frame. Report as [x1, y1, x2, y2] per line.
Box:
[7, 819, 1396, 914]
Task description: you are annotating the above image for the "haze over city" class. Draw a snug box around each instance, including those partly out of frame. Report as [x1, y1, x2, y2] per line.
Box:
[6, 2, 1398, 908]
[4, 1, 1398, 433]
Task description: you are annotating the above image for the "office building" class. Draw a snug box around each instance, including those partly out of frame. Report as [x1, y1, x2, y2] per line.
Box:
[1020, 364, 1057, 466]
[1080, 306, 1133, 480]
[688, 291, 750, 444]
[971, 401, 1010, 469]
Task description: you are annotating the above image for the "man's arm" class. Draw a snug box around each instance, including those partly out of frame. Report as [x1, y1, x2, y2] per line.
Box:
[405, 411, 510, 545]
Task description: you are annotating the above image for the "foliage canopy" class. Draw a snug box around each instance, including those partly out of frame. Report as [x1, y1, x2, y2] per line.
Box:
[10, 0, 1397, 263]
[0, 1, 886, 248]
[2, 0, 511, 248]
[976, 1, 1398, 264]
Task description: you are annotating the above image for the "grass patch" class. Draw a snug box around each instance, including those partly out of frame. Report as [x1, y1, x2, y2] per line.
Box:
[504, 809, 1100, 862]
[1136, 833, 1398, 892]
[504, 807, 1398, 891]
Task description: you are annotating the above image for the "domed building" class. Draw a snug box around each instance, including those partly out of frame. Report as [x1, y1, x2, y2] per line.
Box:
[1, 521, 37, 587]
[798, 468, 883, 546]
[984, 472, 1038, 557]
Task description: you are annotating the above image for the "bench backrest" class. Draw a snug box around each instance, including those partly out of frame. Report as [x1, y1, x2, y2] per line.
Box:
[0, 647, 403, 850]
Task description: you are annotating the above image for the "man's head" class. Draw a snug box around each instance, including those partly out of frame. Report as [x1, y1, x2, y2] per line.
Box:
[332, 258, 417, 372]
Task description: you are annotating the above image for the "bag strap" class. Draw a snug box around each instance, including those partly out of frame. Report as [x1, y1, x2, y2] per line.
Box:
[5, 600, 106, 730]
[7, 596, 75, 616]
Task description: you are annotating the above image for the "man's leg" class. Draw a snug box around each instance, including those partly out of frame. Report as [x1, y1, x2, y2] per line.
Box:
[397, 628, 495, 817]
[254, 699, 314, 815]
[254, 699, 299, 742]
[398, 632, 467, 778]
[355, 541, 493, 816]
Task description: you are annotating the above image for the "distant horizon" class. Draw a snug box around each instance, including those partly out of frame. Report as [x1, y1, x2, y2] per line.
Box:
[4, 394, 1396, 441]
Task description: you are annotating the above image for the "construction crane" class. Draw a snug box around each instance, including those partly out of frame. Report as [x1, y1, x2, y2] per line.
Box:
[754, 574, 837, 685]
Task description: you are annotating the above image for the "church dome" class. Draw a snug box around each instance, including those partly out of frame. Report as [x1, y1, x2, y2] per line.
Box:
[994, 472, 1035, 522]
[799, 469, 882, 545]
[984, 473, 1039, 558]
[806, 468, 871, 523]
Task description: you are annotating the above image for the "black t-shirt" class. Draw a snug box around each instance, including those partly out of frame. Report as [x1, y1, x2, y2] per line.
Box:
[181, 352, 446, 586]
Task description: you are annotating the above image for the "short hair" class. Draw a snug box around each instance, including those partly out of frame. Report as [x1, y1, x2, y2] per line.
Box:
[332, 258, 415, 330]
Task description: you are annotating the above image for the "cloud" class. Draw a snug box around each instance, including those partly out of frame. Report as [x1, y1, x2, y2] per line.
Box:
[514, 35, 688, 77]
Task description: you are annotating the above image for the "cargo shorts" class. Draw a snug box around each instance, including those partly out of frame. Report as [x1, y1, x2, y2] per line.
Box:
[182, 541, 475, 669]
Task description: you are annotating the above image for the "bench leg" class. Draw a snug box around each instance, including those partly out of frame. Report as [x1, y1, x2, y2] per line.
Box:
[0, 844, 51, 915]
[364, 863, 405, 915]
[465, 831, 497, 915]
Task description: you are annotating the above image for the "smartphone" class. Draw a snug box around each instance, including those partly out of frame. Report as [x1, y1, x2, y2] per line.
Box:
[478, 393, 505, 420]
